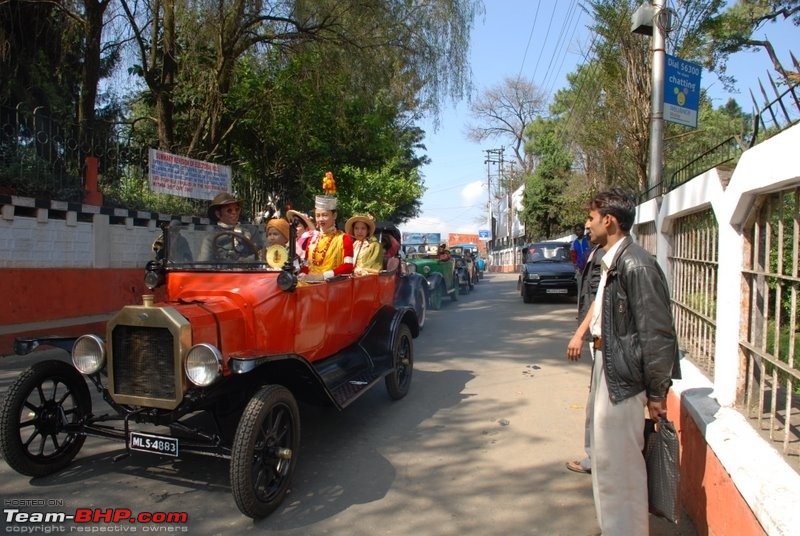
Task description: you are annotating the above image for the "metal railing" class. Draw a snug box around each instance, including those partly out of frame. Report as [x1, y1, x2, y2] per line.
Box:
[669, 209, 719, 378]
[739, 187, 800, 469]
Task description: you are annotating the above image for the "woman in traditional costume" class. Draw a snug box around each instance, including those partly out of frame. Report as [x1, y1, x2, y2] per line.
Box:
[298, 172, 354, 282]
[346, 214, 383, 275]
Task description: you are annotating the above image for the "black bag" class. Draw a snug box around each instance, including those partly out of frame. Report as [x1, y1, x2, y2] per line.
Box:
[643, 416, 681, 523]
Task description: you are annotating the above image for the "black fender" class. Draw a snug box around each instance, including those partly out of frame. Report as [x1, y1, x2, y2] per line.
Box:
[393, 272, 427, 321]
[14, 336, 79, 356]
[424, 271, 445, 292]
[228, 305, 417, 410]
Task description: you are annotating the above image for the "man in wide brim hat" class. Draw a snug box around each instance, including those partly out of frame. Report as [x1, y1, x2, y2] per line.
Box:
[207, 192, 241, 221]
[345, 214, 376, 237]
[286, 209, 316, 232]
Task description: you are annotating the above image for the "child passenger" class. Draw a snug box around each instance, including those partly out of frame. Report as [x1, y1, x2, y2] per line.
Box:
[345, 214, 383, 276]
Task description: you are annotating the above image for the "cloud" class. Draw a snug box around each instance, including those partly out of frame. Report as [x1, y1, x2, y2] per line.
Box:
[461, 181, 485, 206]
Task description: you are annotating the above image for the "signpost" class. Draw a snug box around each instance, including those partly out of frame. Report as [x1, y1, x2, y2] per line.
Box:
[664, 54, 702, 128]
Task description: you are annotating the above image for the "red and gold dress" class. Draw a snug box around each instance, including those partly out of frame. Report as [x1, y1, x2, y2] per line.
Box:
[302, 227, 354, 280]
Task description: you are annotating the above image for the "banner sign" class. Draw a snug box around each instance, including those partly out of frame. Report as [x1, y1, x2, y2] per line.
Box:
[664, 54, 702, 128]
[148, 149, 232, 200]
[401, 232, 441, 246]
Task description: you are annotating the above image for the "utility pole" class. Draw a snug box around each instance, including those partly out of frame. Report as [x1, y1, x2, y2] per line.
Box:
[484, 148, 504, 250]
[632, 0, 667, 195]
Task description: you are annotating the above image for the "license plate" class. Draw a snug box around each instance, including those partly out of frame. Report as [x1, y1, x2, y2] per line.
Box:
[546, 288, 568, 294]
[129, 432, 179, 457]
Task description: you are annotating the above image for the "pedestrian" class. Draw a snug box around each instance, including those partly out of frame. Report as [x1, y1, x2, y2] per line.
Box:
[571, 223, 590, 272]
[565, 235, 605, 475]
[584, 189, 681, 535]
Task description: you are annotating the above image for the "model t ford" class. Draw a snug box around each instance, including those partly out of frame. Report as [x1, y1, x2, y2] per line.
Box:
[0, 221, 425, 519]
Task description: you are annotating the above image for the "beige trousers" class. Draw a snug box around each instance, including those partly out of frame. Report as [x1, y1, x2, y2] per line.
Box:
[590, 349, 648, 535]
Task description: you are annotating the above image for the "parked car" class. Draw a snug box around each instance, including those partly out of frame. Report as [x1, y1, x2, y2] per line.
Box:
[405, 245, 458, 309]
[0, 222, 427, 519]
[517, 241, 577, 303]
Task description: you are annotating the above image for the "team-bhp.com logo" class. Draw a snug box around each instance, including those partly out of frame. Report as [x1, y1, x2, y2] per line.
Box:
[4, 508, 189, 532]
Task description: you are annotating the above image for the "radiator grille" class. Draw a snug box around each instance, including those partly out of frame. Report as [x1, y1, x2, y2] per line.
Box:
[111, 326, 176, 399]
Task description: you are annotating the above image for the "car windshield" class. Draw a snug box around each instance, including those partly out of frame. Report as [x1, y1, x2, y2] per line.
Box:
[526, 245, 570, 263]
[163, 223, 278, 271]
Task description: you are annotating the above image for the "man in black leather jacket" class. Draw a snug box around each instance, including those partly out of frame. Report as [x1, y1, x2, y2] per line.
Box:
[585, 189, 681, 535]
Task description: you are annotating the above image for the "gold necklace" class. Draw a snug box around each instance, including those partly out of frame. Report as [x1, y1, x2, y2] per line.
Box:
[312, 232, 336, 265]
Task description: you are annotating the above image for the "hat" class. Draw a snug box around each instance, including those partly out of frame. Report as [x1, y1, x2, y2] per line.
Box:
[286, 209, 315, 231]
[266, 218, 290, 242]
[208, 192, 240, 220]
[345, 214, 376, 237]
[315, 171, 338, 211]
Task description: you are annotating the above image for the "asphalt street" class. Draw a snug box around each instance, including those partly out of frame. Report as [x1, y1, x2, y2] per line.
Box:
[0, 273, 696, 535]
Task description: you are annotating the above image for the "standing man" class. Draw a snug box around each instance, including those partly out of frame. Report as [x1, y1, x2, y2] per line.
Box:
[565, 234, 605, 475]
[571, 223, 590, 273]
[585, 189, 681, 535]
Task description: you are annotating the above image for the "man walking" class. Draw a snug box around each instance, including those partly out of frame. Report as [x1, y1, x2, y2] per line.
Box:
[585, 189, 681, 534]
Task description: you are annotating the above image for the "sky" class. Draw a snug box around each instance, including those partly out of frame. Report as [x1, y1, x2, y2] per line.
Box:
[398, 0, 798, 239]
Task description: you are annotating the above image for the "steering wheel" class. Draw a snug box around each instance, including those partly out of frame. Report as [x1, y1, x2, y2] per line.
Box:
[211, 231, 259, 261]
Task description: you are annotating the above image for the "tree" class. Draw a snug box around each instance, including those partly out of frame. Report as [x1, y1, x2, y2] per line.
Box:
[700, 0, 800, 87]
[467, 77, 548, 176]
[520, 117, 575, 239]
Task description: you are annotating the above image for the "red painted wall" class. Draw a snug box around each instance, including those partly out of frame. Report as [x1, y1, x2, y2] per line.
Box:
[672, 391, 766, 535]
[0, 268, 163, 354]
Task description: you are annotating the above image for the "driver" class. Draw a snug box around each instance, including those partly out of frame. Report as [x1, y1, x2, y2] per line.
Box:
[198, 192, 257, 261]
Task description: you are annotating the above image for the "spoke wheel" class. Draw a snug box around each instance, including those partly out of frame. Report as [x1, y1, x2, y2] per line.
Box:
[230, 385, 300, 519]
[0, 360, 91, 477]
[385, 324, 414, 400]
[415, 286, 427, 330]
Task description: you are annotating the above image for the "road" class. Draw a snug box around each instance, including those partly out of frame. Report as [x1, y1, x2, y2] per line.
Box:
[0, 273, 695, 535]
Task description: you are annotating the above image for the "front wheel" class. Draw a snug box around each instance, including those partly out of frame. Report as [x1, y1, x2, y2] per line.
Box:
[385, 324, 413, 400]
[230, 385, 300, 519]
[0, 360, 91, 477]
[414, 285, 427, 331]
[430, 283, 443, 310]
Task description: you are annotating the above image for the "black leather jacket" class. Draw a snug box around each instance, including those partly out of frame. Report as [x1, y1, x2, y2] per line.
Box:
[600, 237, 681, 403]
[577, 246, 604, 342]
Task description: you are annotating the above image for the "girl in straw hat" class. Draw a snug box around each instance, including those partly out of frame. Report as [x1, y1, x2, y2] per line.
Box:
[286, 209, 316, 262]
[298, 172, 354, 282]
[346, 214, 382, 276]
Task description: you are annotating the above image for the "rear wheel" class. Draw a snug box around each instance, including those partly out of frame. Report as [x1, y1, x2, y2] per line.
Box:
[0, 360, 91, 477]
[230, 385, 300, 519]
[385, 324, 413, 400]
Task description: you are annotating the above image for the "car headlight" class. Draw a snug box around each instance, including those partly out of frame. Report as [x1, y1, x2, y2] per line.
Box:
[422, 265, 431, 274]
[527, 272, 540, 280]
[72, 334, 106, 374]
[185, 344, 223, 386]
[406, 263, 417, 274]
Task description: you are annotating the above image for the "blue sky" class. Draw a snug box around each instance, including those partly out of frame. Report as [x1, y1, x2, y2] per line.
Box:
[399, 0, 798, 238]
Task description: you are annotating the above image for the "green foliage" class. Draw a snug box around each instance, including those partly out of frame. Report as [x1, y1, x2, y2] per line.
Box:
[102, 172, 200, 216]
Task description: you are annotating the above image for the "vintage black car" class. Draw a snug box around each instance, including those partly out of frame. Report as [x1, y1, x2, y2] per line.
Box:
[517, 241, 577, 303]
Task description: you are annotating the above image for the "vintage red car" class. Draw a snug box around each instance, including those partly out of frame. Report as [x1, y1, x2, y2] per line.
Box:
[0, 221, 426, 518]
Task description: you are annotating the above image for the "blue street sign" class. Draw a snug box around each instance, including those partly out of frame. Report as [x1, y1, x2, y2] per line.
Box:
[664, 54, 702, 128]
[478, 229, 490, 240]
